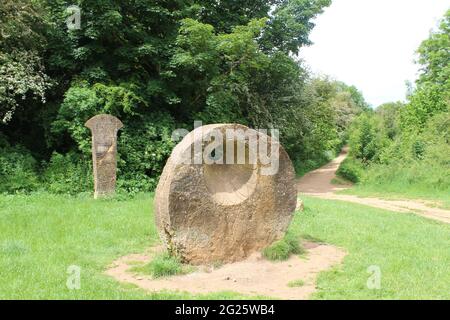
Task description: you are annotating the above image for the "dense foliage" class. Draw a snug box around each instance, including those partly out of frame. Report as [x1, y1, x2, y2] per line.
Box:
[0, 0, 51, 123]
[0, 0, 367, 194]
[340, 10, 450, 195]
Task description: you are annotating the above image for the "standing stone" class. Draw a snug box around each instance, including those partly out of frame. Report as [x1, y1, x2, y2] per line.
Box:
[85, 114, 123, 199]
[155, 124, 297, 265]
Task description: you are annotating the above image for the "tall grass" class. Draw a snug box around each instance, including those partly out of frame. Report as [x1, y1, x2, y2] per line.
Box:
[354, 161, 449, 203]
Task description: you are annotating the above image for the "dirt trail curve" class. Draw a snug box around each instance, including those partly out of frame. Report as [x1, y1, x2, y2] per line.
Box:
[297, 149, 450, 224]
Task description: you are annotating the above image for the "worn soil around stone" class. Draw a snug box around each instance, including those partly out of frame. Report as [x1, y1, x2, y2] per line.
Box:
[105, 243, 346, 300]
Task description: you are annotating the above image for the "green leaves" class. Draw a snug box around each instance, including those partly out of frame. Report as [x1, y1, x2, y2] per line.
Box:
[260, 0, 332, 54]
[343, 10, 449, 195]
[2, 0, 361, 194]
[401, 9, 450, 135]
[401, 84, 449, 134]
[117, 112, 176, 192]
[0, 52, 51, 120]
[0, 142, 39, 193]
[172, 18, 218, 72]
[417, 10, 450, 87]
[0, 0, 51, 123]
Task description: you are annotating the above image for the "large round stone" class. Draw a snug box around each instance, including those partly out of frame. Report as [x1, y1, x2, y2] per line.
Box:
[154, 124, 296, 264]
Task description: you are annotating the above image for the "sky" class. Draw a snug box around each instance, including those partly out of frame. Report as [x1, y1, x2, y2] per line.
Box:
[299, 0, 449, 107]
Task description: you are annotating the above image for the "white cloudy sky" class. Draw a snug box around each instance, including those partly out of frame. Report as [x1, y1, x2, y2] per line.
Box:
[299, 0, 449, 107]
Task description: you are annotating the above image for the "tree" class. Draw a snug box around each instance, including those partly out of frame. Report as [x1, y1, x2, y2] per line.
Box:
[417, 9, 450, 87]
[0, 0, 51, 123]
[0, 0, 362, 193]
[260, 0, 332, 55]
[349, 113, 387, 164]
[376, 102, 403, 139]
[400, 9, 450, 134]
[194, 0, 279, 33]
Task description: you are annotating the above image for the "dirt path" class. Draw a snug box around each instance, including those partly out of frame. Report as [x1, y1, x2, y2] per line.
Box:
[297, 147, 351, 194]
[297, 149, 450, 224]
[106, 243, 346, 300]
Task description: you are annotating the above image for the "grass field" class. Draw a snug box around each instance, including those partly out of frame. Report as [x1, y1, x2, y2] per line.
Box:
[0, 192, 449, 299]
[294, 197, 450, 299]
[0, 193, 244, 299]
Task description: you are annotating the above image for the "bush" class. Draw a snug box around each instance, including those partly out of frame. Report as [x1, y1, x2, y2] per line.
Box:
[348, 113, 388, 164]
[0, 143, 39, 193]
[355, 113, 450, 196]
[336, 157, 363, 183]
[117, 112, 176, 193]
[42, 152, 93, 194]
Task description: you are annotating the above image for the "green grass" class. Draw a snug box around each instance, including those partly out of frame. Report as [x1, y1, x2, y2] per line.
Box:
[1, 192, 449, 299]
[0, 192, 253, 299]
[132, 253, 195, 278]
[262, 240, 291, 261]
[294, 196, 450, 299]
[134, 253, 183, 278]
[262, 233, 304, 261]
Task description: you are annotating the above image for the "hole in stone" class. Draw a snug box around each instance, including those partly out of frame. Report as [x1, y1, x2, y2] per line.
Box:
[203, 139, 257, 206]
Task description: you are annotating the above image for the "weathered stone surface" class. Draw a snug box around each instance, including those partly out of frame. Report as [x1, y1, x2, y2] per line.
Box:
[85, 114, 123, 198]
[155, 124, 297, 264]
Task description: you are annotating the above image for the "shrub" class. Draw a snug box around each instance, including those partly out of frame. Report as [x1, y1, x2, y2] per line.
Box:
[359, 112, 450, 195]
[348, 113, 388, 164]
[42, 152, 93, 194]
[336, 157, 363, 183]
[0, 143, 39, 193]
[117, 112, 176, 193]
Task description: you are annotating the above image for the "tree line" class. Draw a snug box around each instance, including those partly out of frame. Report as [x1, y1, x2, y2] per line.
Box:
[0, 0, 369, 194]
[338, 10, 449, 197]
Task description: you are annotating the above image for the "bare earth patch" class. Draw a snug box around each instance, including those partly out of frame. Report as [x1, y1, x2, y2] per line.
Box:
[105, 243, 346, 300]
